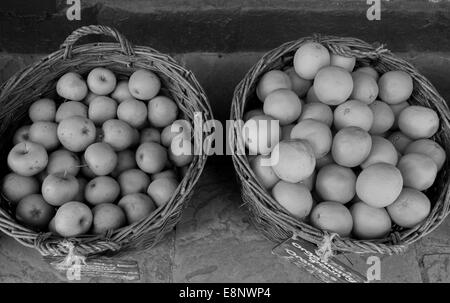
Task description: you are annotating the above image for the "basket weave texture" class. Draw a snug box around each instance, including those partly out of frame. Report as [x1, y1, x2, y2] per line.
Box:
[230, 35, 450, 255]
[0, 25, 213, 257]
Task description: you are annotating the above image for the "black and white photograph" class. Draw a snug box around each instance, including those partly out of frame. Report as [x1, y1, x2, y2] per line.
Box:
[0, 0, 449, 288]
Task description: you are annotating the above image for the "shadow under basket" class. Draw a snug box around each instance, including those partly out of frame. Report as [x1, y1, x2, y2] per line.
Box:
[0, 25, 213, 257]
[230, 35, 450, 255]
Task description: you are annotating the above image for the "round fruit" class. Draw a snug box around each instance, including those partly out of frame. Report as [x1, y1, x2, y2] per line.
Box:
[293, 42, 330, 80]
[350, 201, 391, 240]
[330, 54, 356, 72]
[92, 203, 126, 234]
[290, 119, 332, 158]
[54, 201, 93, 237]
[84, 92, 99, 105]
[378, 70, 413, 104]
[243, 115, 281, 155]
[140, 127, 161, 144]
[256, 70, 292, 101]
[333, 100, 374, 131]
[41, 173, 79, 206]
[272, 181, 313, 219]
[310, 201, 353, 236]
[118, 169, 151, 195]
[136, 142, 167, 174]
[57, 116, 96, 152]
[354, 66, 379, 80]
[313, 66, 353, 105]
[271, 139, 316, 183]
[84, 142, 118, 176]
[285, 67, 311, 97]
[13, 125, 30, 145]
[29, 121, 59, 150]
[87, 67, 117, 95]
[398, 105, 439, 140]
[7, 141, 48, 176]
[147, 178, 179, 207]
[117, 98, 148, 128]
[390, 101, 409, 130]
[404, 139, 446, 171]
[361, 136, 398, 169]
[55, 101, 88, 122]
[397, 153, 437, 191]
[387, 188, 431, 228]
[85, 176, 120, 205]
[244, 109, 264, 121]
[369, 101, 395, 134]
[350, 71, 379, 104]
[315, 164, 356, 204]
[316, 153, 335, 169]
[47, 149, 80, 176]
[305, 86, 321, 103]
[88, 96, 117, 125]
[56, 72, 88, 101]
[15, 194, 55, 230]
[250, 155, 280, 189]
[331, 127, 372, 167]
[263, 89, 302, 125]
[111, 80, 133, 103]
[356, 163, 403, 208]
[152, 169, 178, 181]
[118, 193, 156, 223]
[128, 69, 161, 100]
[111, 149, 137, 176]
[147, 96, 178, 128]
[102, 119, 134, 151]
[298, 102, 333, 127]
[388, 131, 412, 154]
[29, 98, 56, 122]
[1, 173, 39, 203]
[161, 120, 192, 147]
[169, 138, 194, 167]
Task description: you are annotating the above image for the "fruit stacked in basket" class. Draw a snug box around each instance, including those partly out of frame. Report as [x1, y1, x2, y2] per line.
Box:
[2, 67, 193, 238]
[231, 36, 450, 254]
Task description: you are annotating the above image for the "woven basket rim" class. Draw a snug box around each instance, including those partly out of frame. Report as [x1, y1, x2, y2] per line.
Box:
[0, 25, 214, 257]
[229, 34, 450, 255]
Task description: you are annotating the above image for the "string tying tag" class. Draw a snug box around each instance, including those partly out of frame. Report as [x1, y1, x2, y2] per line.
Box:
[315, 233, 338, 263]
[56, 241, 86, 280]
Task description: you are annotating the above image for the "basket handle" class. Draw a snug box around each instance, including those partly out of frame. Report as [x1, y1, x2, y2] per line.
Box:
[60, 25, 135, 59]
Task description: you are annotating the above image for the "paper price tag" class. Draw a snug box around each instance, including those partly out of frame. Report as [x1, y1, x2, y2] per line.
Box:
[273, 237, 367, 283]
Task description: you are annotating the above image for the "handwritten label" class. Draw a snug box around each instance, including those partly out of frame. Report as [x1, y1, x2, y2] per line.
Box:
[272, 237, 367, 283]
[45, 256, 140, 281]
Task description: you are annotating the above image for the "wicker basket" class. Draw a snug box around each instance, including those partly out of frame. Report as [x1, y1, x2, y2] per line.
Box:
[0, 25, 213, 257]
[230, 35, 450, 255]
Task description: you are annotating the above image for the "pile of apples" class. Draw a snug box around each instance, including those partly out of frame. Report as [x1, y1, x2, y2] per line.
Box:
[244, 42, 446, 240]
[1, 68, 193, 237]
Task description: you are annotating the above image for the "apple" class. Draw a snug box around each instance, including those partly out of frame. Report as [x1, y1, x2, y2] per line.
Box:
[91, 203, 126, 234]
[140, 127, 161, 144]
[56, 72, 88, 101]
[88, 96, 117, 125]
[151, 169, 178, 181]
[7, 141, 48, 176]
[13, 125, 31, 145]
[128, 69, 161, 100]
[147, 96, 178, 128]
[118, 169, 151, 195]
[118, 193, 156, 224]
[47, 149, 80, 176]
[29, 121, 59, 150]
[161, 120, 192, 147]
[15, 194, 55, 230]
[147, 178, 179, 207]
[84, 91, 99, 106]
[1, 173, 39, 204]
[55, 101, 88, 122]
[42, 173, 79, 206]
[48, 217, 58, 235]
[136, 142, 167, 174]
[80, 155, 97, 179]
[84, 142, 117, 175]
[74, 177, 87, 202]
[102, 119, 134, 151]
[85, 176, 120, 205]
[29, 98, 56, 122]
[87, 67, 117, 95]
[57, 116, 96, 152]
[169, 137, 194, 167]
[111, 80, 133, 103]
[117, 99, 147, 128]
[111, 149, 136, 177]
[54, 201, 93, 237]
